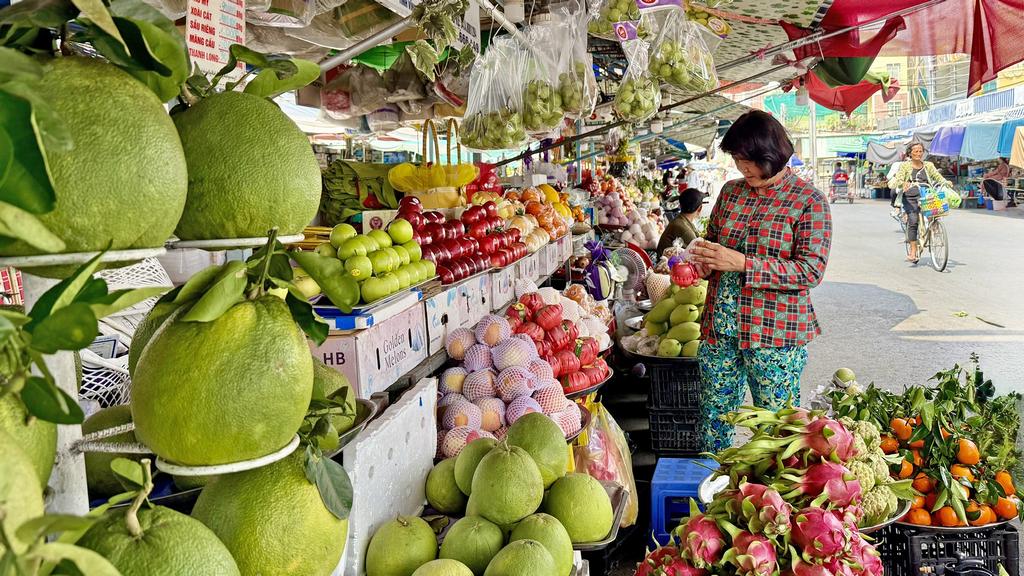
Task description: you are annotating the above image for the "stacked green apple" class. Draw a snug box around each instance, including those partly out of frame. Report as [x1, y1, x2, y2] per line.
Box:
[319, 219, 436, 305]
[463, 109, 526, 150]
[523, 79, 564, 133]
[648, 39, 717, 92]
[587, 0, 640, 38]
[613, 76, 660, 122]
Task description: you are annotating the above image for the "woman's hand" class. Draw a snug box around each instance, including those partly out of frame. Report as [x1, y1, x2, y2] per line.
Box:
[689, 240, 746, 272]
[903, 182, 911, 192]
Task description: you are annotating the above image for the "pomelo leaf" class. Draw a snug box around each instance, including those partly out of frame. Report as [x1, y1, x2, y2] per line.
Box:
[30, 302, 99, 354]
[31, 542, 121, 576]
[110, 457, 146, 490]
[0, 90, 59, 214]
[181, 260, 247, 322]
[286, 290, 328, 345]
[21, 375, 83, 424]
[290, 250, 359, 314]
[0, 47, 44, 85]
[74, 277, 110, 306]
[88, 287, 169, 319]
[0, 201, 65, 253]
[27, 250, 105, 329]
[71, 0, 127, 51]
[211, 44, 297, 91]
[314, 456, 353, 520]
[243, 58, 320, 99]
[0, 0, 78, 28]
[173, 264, 224, 304]
[16, 514, 97, 545]
[110, 16, 189, 101]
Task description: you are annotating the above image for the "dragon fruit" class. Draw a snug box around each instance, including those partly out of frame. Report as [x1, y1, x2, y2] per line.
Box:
[505, 302, 530, 323]
[843, 533, 883, 576]
[677, 508, 726, 569]
[782, 558, 837, 576]
[439, 367, 469, 394]
[492, 337, 535, 371]
[722, 532, 777, 576]
[533, 384, 572, 414]
[445, 327, 476, 360]
[463, 344, 493, 372]
[506, 396, 543, 425]
[475, 315, 511, 346]
[475, 397, 506, 432]
[442, 401, 483, 429]
[514, 321, 545, 342]
[779, 462, 862, 508]
[518, 292, 544, 315]
[635, 546, 707, 576]
[721, 415, 858, 468]
[791, 508, 850, 562]
[527, 358, 554, 381]
[734, 482, 792, 538]
[463, 369, 497, 401]
[496, 366, 533, 402]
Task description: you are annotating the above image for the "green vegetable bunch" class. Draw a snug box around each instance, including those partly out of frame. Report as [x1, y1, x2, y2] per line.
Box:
[523, 79, 564, 133]
[613, 76, 660, 122]
[462, 109, 526, 150]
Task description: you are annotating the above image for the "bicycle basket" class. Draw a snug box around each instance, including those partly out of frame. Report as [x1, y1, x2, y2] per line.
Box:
[921, 188, 951, 219]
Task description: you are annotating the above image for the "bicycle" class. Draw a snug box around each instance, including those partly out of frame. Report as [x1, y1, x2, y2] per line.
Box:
[892, 196, 949, 272]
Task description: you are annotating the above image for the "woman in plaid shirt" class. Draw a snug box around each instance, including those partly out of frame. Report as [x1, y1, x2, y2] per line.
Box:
[689, 111, 833, 451]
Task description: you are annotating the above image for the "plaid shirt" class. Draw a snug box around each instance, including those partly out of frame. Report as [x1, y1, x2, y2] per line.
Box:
[701, 170, 832, 349]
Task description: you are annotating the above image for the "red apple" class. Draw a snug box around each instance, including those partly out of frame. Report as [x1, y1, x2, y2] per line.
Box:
[469, 221, 488, 239]
[437, 265, 455, 284]
[422, 222, 443, 242]
[446, 220, 465, 236]
[483, 201, 498, 218]
[398, 196, 422, 212]
[403, 211, 425, 229]
[490, 253, 504, 268]
[424, 211, 445, 224]
[433, 244, 451, 264]
[508, 228, 521, 242]
[479, 235, 498, 254]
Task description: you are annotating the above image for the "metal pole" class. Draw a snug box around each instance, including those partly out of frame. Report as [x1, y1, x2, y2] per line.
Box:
[809, 100, 818, 186]
[318, 16, 416, 72]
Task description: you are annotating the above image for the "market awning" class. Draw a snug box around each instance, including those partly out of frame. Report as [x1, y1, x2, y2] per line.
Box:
[960, 123, 1002, 160]
[910, 129, 938, 151]
[1011, 127, 1024, 168]
[866, 141, 903, 165]
[997, 118, 1024, 157]
[929, 126, 966, 157]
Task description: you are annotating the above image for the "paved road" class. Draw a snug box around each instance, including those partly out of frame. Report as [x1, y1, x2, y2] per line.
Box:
[803, 200, 1024, 399]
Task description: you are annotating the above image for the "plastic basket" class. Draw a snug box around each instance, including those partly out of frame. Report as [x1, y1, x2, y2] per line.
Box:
[874, 523, 1020, 576]
[648, 405, 701, 456]
[648, 357, 702, 409]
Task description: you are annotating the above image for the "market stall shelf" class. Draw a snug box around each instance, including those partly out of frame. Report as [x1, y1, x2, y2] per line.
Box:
[566, 403, 592, 444]
[165, 233, 305, 250]
[860, 501, 913, 534]
[155, 434, 301, 476]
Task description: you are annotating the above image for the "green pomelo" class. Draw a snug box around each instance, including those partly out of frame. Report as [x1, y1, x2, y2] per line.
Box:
[0, 58, 187, 271]
[682, 340, 701, 358]
[470, 444, 544, 526]
[128, 300, 183, 376]
[132, 296, 313, 465]
[413, 560, 474, 576]
[427, 458, 467, 515]
[439, 516, 504, 576]
[172, 474, 213, 491]
[834, 367, 857, 383]
[0, 395, 55, 488]
[670, 304, 699, 326]
[365, 515, 437, 576]
[454, 438, 497, 496]
[666, 322, 701, 343]
[0, 430, 45, 553]
[482, 540, 557, 576]
[509, 514, 573, 576]
[646, 299, 676, 324]
[505, 413, 567, 489]
[172, 91, 320, 239]
[542, 474, 613, 543]
[75, 506, 239, 575]
[82, 404, 142, 499]
[192, 454, 348, 576]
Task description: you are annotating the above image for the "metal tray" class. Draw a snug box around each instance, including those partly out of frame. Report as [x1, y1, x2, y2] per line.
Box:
[860, 501, 912, 534]
[566, 403, 591, 444]
[314, 276, 435, 315]
[441, 267, 491, 288]
[573, 481, 630, 551]
[165, 234, 305, 250]
[325, 398, 381, 459]
[565, 373, 612, 400]
[624, 315, 645, 330]
[618, 346, 700, 363]
[635, 299, 653, 311]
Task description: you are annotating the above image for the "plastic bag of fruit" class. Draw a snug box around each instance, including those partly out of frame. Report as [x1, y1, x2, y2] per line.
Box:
[560, 4, 599, 119]
[612, 21, 661, 123]
[521, 21, 570, 137]
[642, 1, 718, 93]
[462, 37, 528, 151]
[588, 0, 639, 40]
[574, 402, 638, 527]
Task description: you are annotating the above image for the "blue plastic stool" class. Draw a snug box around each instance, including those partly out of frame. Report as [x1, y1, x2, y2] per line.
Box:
[650, 458, 717, 546]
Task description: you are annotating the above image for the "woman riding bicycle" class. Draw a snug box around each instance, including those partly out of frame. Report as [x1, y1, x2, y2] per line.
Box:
[888, 143, 952, 263]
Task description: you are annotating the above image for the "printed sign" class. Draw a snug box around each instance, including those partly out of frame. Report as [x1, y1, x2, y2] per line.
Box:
[613, 21, 638, 42]
[186, 0, 245, 79]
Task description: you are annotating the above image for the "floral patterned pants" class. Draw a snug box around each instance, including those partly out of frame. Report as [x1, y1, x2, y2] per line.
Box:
[697, 336, 808, 452]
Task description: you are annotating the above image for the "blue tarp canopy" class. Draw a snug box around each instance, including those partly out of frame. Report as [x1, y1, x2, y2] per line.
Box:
[930, 126, 966, 156]
[960, 123, 1002, 161]
[997, 118, 1024, 157]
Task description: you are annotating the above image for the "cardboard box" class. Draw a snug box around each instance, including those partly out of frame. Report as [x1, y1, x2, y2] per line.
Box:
[489, 265, 516, 311]
[425, 284, 466, 356]
[461, 272, 490, 326]
[518, 252, 540, 282]
[309, 301, 427, 398]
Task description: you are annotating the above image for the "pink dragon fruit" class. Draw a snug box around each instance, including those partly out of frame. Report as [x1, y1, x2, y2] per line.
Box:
[722, 532, 777, 576]
[780, 461, 862, 508]
[635, 546, 708, 576]
[782, 558, 836, 576]
[843, 532, 883, 576]
[677, 509, 726, 569]
[734, 482, 792, 538]
[791, 508, 851, 562]
[800, 418, 859, 461]
[719, 413, 857, 467]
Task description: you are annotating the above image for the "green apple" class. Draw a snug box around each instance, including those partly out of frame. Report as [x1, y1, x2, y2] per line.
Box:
[293, 275, 321, 299]
[368, 250, 392, 276]
[394, 267, 412, 289]
[359, 235, 379, 253]
[368, 229, 393, 249]
[381, 273, 401, 294]
[330, 223, 358, 248]
[402, 241, 422, 262]
[361, 277, 389, 303]
[338, 238, 366, 259]
[315, 243, 337, 258]
[657, 338, 683, 357]
[407, 263, 425, 283]
[387, 218, 414, 245]
[344, 255, 373, 280]
[422, 260, 437, 277]
[384, 247, 401, 270]
[392, 245, 411, 266]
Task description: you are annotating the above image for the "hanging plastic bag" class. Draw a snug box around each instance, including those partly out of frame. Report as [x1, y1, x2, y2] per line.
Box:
[247, 24, 331, 61]
[521, 21, 570, 137]
[384, 53, 427, 104]
[588, 0, 640, 40]
[463, 37, 528, 151]
[286, 0, 401, 50]
[612, 21, 661, 123]
[559, 4, 599, 119]
[574, 402, 638, 527]
[321, 65, 386, 120]
[642, 2, 718, 93]
[246, 0, 315, 28]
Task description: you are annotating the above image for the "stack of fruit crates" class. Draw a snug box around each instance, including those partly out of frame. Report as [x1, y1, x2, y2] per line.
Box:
[873, 523, 1021, 576]
[646, 358, 702, 456]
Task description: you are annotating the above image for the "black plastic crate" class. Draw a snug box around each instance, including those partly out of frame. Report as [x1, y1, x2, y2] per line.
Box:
[874, 523, 1020, 576]
[648, 405, 702, 456]
[647, 357, 702, 409]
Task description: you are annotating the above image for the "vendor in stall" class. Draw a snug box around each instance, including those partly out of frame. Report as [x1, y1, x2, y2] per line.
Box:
[656, 187, 705, 255]
[689, 110, 833, 452]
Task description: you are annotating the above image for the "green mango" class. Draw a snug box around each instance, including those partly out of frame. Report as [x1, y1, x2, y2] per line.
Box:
[670, 304, 699, 325]
[645, 320, 669, 336]
[674, 286, 707, 306]
[657, 339, 682, 357]
[647, 299, 677, 324]
[682, 340, 701, 358]
[666, 322, 701, 343]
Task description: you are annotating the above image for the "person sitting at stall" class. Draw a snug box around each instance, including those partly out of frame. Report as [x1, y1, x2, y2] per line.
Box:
[687, 110, 833, 452]
[657, 188, 705, 255]
[888, 142, 953, 264]
[982, 157, 1010, 202]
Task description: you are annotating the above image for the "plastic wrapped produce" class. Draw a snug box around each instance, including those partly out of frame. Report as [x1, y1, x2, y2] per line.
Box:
[286, 0, 401, 50]
[612, 22, 661, 123]
[560, 5, 598, 118]
[246, 0, 315, 27]
[588, 0, 640, 40]
[643, 3, 718, 93]
[462, 38, 528, 150]
[574, 403, 639, 527]
[521, 21, 570, 136]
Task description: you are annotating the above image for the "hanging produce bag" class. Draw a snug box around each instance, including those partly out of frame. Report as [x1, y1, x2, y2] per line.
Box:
[246, 0, 316, 28]
[588, 0, 640, 40]
[642, 1, 718, 93]
[462, 37, 528, 150]
[612, 21, 661, 123]
[287, 0, 402, 50]
[321, 65, 387, 120]
[559, 4, 599, 119]
[574, 402, 639, 527]
[321, 160, 399, 225]
[521, 21, 570, 136]
[388, 120, 464, 209]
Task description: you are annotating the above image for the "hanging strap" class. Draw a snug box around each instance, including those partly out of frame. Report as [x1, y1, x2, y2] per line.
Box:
[421, 119, 440, 165]
[446, 119, 462, 166]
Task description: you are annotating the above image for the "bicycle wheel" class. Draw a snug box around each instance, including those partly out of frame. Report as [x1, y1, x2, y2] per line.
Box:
[927, 218, 949, 272]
